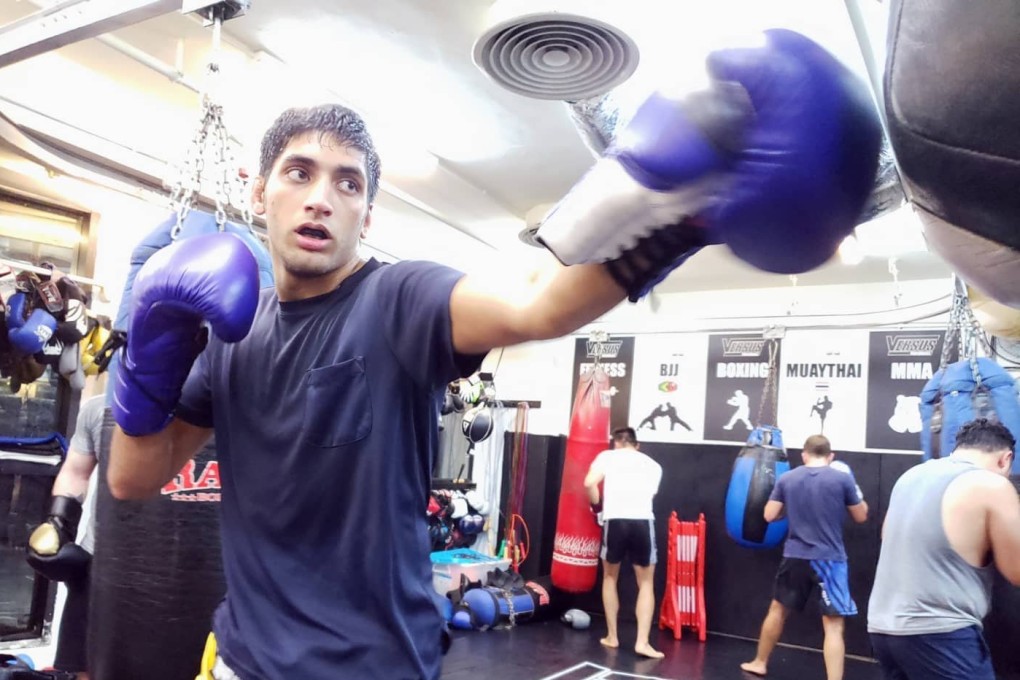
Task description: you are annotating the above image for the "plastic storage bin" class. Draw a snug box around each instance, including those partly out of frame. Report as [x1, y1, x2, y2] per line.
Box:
[430, 549, 510, 595]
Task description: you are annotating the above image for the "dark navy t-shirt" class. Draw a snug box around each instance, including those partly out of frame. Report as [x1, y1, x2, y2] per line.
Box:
[769, 464, 860, 561]
[176, 259, 483, 680]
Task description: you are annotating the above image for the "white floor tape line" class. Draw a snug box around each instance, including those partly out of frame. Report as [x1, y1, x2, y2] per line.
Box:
[538, 661, 606, 680]
[538, 662, 670, 680]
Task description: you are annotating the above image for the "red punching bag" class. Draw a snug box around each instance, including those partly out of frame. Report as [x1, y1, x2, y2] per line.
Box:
[551, 365, 612, 592]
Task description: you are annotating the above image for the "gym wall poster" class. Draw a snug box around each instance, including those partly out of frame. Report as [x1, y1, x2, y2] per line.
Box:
[703, 333, 782, 444]
[776, 329, 870, 453]
[865, 330, 947, 452]
[571, 336, 635, 434]
[628, 334, 709, 443]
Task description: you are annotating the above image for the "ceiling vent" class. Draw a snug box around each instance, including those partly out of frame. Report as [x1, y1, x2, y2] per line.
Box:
[473, 2, 640, 101]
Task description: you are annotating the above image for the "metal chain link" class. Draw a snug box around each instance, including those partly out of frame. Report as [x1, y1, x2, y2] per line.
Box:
[965, 306, 995, 358]
[503, 588, 517, 628]
[168, 108, 211, 239]
[888, 257, 902, 307]
[939, 292, 961, 370]
[756, 339, 780, 427]
[166, 18, 254, 241]
[939, 279, 991, 387]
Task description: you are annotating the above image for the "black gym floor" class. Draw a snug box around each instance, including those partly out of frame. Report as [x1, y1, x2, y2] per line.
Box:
[442, 617, 881, 680]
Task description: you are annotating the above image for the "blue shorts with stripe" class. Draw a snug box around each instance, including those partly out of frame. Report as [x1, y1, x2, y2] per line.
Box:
[774, 558, 857, 617]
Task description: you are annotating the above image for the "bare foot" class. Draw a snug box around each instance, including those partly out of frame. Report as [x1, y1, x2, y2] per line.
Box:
[740, 660, 767, 676]
[634, 643, 664, 659]
[600, 636, 619, 649]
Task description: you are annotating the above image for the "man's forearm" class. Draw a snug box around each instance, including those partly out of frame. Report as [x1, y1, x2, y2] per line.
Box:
[51, 465, 91, 502]
[109, 427, 176, 500]
[586, 484, 601, 505]
[451, 258, 627, 355]
[522, 263, 626, 342]
[109, 420, 210, 500]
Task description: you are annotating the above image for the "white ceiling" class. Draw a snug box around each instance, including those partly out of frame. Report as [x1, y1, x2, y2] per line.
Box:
[0, 0, 953, 292]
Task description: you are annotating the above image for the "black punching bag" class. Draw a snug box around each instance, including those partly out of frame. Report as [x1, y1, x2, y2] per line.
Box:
[886, 0, 1020, 308]
[90, 408, 225, 680]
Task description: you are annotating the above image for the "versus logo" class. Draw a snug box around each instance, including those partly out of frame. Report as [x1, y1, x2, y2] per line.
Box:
[658, 381, 678, 393]
[587, 340, 622, 359]
[721, 338, 766, 357]
[886, 335, 939, 357]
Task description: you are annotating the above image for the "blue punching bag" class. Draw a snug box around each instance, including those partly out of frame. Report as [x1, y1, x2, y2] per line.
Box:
[921, 357, 1020, 473]
[451, 584, 547, 630]
[725, 426, 790, 549]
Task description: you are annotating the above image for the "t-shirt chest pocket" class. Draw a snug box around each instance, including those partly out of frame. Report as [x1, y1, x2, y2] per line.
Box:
[302, 357, 373, 448]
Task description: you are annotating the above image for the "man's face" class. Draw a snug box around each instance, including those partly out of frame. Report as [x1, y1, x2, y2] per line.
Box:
[252, 131, 372, 291]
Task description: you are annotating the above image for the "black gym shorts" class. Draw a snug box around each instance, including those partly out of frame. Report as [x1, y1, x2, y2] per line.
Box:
[53, 575, 89, 672]
[601, 518, 657, 566]
[774, 557, 858, 617]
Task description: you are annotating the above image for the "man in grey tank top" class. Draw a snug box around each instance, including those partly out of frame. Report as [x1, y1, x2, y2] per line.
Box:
[25, 393, 105, 678]
[869, 418, 1020, 679]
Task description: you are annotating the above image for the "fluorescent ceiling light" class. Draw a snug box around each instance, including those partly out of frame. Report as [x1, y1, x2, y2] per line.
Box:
[838, 233, 865, 266]
[0, 214, 83, 248]
[854, 205, 928, 258]
[837, 205, 928, 266]
[612, 0, 874, 129]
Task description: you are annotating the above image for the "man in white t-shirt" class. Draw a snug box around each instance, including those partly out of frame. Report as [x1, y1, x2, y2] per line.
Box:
[584, 426, 664, 659]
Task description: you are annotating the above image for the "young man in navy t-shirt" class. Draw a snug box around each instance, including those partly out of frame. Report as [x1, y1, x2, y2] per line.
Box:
[741, 435, 869, 680]
[104, 104, 634, 680]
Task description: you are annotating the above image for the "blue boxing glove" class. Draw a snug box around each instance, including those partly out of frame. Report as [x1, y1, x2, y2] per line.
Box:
[6, 293, 58, 355]
[830, 460, 864, 503]
[113, 233, 259, 436]
[537, 29, 882, 300]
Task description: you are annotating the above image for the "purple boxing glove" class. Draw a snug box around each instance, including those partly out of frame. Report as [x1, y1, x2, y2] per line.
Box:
[113, 233, 259, 436]
[537, 29, 882, 300]
[702, 29, 882, 273]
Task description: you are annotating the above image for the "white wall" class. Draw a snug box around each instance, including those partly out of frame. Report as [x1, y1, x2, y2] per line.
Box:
[488, 276, 953, 437]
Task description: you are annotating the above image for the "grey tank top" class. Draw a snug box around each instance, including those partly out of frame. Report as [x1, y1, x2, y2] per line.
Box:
[868, 458, 995, 635]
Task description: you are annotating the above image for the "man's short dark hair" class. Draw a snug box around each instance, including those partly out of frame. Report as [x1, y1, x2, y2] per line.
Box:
[259, 103, 381, 202]
[954, 418, 1016, 454]
[612, 427, 638, 446]
[803, 434, 832, 458]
